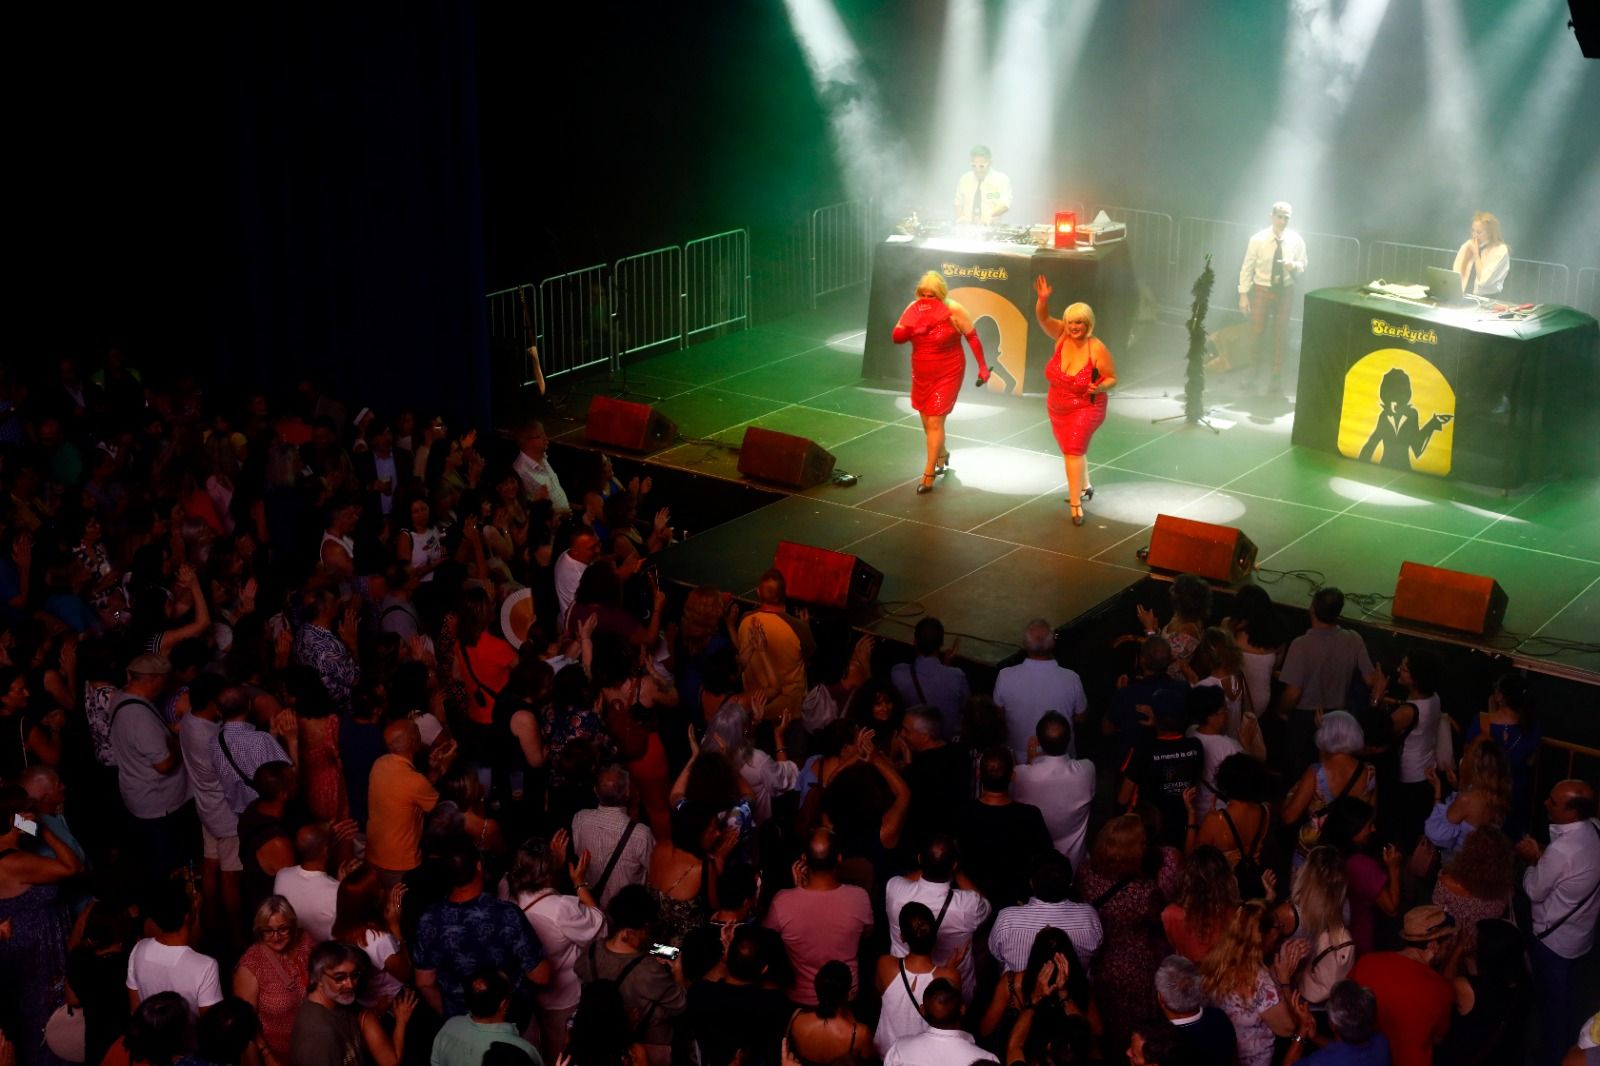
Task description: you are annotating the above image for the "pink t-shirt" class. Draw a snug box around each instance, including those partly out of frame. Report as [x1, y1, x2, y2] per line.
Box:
[1345, 853, 1389, 956]
[763, 884, 873, 1005]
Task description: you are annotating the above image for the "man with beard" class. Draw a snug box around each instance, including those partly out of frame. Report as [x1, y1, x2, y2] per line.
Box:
[290, 941, 417, 1066]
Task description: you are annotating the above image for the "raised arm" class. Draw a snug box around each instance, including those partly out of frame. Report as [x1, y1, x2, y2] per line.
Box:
[1034, 276, 1063, 338]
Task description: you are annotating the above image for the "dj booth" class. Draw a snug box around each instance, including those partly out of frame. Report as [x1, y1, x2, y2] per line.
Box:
[1290, 287, 1600, 489]
[860, 232, 1137, 395]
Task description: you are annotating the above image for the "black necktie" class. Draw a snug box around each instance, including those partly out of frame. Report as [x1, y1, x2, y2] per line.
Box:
[1271, 238, 1285, 289]
[971, 181, 983, 223]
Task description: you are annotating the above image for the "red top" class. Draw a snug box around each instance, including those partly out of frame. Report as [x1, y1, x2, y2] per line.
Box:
[1350, 951, 1453, 1066]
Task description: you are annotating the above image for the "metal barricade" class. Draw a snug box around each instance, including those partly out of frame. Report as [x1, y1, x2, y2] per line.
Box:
[612, 246, 683, 362]
[810, 199, 876, 307]
[1301, 232, 1363, 293]
[1174, 216, 1252, 309]
[1505, 258, 1570, 307]
[537, 265, 613, 380]
[1364, 241, 1454, 285]
[485, 284, 540, 386]
[1090, 205, 1175, 309]
[1577, 267, 1600, 317]
[684, 229, 751, 341]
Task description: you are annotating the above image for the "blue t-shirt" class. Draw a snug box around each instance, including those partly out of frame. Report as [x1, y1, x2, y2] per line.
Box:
[1302, 1034, 1391, 1066]
[414, 893, 545, 1019]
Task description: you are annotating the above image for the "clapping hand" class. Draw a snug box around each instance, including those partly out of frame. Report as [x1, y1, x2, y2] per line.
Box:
[1273, 937, 1310, 984]
[1135, 604, 1158, 632]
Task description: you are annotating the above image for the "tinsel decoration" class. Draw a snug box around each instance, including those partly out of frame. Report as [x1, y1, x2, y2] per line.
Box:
[1184, 254, 1216, 423]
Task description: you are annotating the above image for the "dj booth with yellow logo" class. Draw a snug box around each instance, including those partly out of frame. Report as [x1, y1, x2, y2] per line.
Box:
[1291, 288, 1600, 489]
[861, 235, 1138, 396]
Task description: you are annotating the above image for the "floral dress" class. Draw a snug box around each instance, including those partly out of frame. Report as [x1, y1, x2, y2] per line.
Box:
[1215, 968, 1280, 1066]
[238, 933, 313, 1061]
[1076, 867, 1169, 1054]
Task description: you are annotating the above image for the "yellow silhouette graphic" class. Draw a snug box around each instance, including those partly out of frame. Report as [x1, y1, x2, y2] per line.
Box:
[950, 285, 1025, 393]
[1338, 348, 1455, 476]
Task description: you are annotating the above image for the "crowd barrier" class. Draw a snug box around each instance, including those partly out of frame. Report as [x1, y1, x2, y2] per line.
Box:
[810, 199, 877, 308]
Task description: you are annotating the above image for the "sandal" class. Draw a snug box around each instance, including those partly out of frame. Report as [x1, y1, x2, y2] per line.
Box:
[916, 470, 937, 495]
[1070, 503, 1085, 527]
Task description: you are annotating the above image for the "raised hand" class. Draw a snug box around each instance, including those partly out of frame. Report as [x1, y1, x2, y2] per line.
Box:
[392, 987, 417, 1025]
[1033, 275, 1053, 300]
[551, 828, 571, 867]
[1136, 604, 1158, 632]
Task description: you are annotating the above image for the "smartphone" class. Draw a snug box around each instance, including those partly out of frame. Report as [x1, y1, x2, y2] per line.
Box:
[13, 813, 38, 836]
[648, 943, 680, 961]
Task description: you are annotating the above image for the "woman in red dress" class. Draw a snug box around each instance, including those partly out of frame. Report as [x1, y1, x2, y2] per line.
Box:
[1035, 276, 1117, 525]
[892, 271, 991, 493]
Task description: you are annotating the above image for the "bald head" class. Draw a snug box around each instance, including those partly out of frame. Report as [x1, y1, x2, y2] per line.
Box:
[384, 718, 422, 757]
[296, 822, 333, 867]
[805, 828, 840, 873]
[1549, 779, 1597, 824]
[19, 765, 64, 813]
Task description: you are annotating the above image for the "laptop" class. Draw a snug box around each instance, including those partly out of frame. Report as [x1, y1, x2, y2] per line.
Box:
[1426, 265, 1469, 306]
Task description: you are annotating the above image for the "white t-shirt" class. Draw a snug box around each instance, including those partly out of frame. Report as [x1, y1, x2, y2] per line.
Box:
[554, 552, 589, 629]
[884, 876, 991, 1001]
[356, 928, 404, 1006]
[1012, 755, 1097, 871]
[273, 865, 340, 943]
[1189, 730, 1245, 816]
[126, 939, 224, 1012]
[515, 889, 607, 1010]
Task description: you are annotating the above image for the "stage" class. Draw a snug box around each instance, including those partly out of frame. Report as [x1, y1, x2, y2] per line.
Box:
[543, 291, 1600, 678]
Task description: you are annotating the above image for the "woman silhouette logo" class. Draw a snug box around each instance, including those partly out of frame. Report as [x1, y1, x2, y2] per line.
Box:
[1337, 349, 1456, 475]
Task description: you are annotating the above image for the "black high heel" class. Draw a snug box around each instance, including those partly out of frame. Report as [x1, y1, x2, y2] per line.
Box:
[933, 450, 952, 476]
[916, 471, 937, 495]
[1081, 485, 1094, 503]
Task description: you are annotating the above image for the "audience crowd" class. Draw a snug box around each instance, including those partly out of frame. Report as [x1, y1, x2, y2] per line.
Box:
[0, 356, 1596, 1066]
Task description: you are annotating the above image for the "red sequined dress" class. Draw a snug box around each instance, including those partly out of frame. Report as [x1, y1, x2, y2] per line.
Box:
[893, 298, 987, 416]
[1045, 339, 1108, 456]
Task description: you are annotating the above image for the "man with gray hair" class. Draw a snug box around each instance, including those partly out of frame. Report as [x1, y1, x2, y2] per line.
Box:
[899, 704, 969, 851]
[1237, 199, 1307, 394]
[571, 764, 655, 907]
[1280, 979, 1387, 1065]
[1154, 955, 1237, 1065]
[1012, 711, 1096, 870]
[994, 618, 1087, 760]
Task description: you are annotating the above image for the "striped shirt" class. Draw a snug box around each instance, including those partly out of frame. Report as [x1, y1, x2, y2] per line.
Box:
[209, 722, 290, 814]
[988, 898, 1104, 973]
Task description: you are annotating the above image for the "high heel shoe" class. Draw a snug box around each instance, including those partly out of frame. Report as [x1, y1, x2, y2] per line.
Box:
[916, 471, 937, 495]
[933, 450, 952, 476]
[1070, 503, 1085, 526]
[1081, 485, 1094, 503]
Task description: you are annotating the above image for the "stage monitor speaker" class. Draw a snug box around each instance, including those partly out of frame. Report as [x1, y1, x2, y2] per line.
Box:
[772, 540, 883, 609]
[1392, 561, 1508, 635]
[738, 426, 837, 488]
[584, 396, 677, 452]
[1146, 514, 1258, 584]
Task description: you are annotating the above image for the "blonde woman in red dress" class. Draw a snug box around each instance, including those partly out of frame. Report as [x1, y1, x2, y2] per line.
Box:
[1034, 276, 1117, 525]
[892, 271, 991, 494]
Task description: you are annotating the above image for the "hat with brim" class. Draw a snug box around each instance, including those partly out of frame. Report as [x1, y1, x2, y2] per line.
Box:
[500, 587, 535, 650]
[1400, 904, 1457, 943]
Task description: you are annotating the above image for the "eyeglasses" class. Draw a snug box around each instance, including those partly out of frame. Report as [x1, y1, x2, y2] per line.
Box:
[322, 969, 360, 985]
[261, 925, 293, 938]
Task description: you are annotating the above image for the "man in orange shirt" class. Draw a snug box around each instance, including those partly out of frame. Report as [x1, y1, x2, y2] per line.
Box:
[735, 569, 813, 724]
[367, 719, 458, 886]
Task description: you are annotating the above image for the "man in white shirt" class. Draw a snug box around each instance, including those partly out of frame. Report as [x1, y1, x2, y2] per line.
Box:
[884, 835, 991, 1001]
[127, 878, 224, 1013]
[177, 674, 243, 938]
[1237, 200, 1308, 394]
[511, 421, 570, 514]
[993, 619, 1087, 759]
[953, 145, 1012, 225]
[571, 766, 655, 907]
[1012, 712, 1097, 871]
[884, 979, 997, 1066]
[988, 850, 1103, 972]
[274, 822, 344, 943]
[1516, 779, 1600, 1066]
[553, 530, 600, 630]
[1186, 687, 1242, 819]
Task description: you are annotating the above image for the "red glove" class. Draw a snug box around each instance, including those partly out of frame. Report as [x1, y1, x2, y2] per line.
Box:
[892, 323, 914, 344]
[965, 330, 990, 380]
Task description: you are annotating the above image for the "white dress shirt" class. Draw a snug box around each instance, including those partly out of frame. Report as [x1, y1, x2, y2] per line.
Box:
[884, 875, 992, 1000]
[989, 898, 1103, 973]
[512, 450, 570, 513]
[1011, 755, 1096, 871]
[953, 170, 1013, 225]
[993, 658, 1087, 759]
[885, 1027, 998, 1066]
[1525, 817, 1600, 959]
[1238, 226, 1308, 292]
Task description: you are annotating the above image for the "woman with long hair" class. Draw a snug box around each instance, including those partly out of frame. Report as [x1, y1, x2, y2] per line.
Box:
[1034, 279, 1117, 524]
[1424, 737, 1511, 856]
[1223, 583, 1285, 724]
[892, 270, 991, 494]
[1452, 211, 1511, 296]
[645, 801, 729, 947]
[1186, 753, 1275, 900]
[1200, 901, 1299, 1066]
[1075, 814, 1167, 1055]
[1461, 672, 1539, 838]
[979, 926, 1094, 1049]
[1161, 845, 1239, 963]
[1318, 798, 1402, 956]
[1286, 847, 1355, 1011]
[330, 864, 411, 1008]
[1432, 826, 1515, 955]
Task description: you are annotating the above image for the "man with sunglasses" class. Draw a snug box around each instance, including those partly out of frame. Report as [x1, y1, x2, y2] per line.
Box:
[1237, 201, 1308, 395]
